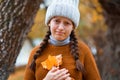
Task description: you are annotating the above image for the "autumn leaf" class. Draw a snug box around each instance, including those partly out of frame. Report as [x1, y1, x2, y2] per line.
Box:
[41, 54, 62, 70]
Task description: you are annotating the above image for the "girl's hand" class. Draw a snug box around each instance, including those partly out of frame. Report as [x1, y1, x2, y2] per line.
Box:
[65, 77, 72, 80]
[43, 67, 70, 80]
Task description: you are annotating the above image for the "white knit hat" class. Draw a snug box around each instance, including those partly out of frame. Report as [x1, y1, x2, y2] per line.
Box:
[45, 0, 80, 28]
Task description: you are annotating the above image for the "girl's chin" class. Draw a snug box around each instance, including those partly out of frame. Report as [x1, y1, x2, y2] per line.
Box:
[56, 38, 64, 41]
[55, 37, 65, 41]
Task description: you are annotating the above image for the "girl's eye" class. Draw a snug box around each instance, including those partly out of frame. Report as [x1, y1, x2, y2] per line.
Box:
[66, 22, 70, 25]
[54, 19, 60, 23]
[64, 22, 71, 25]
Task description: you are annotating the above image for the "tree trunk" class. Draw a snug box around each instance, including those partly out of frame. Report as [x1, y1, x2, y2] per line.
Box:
[0, 0, 42, 79]
[98, 0, 120, 80]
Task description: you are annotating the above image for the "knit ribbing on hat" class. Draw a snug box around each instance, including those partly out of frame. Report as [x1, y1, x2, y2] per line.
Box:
[45, 0, 80, 27]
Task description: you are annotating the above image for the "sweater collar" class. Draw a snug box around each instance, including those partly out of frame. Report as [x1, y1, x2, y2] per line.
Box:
[49, 35, 70, 46]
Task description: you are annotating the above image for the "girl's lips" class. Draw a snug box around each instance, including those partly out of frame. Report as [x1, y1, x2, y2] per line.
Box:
[56, 32, 64, 35]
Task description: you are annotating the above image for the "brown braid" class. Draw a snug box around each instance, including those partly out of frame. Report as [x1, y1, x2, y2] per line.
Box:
[30, 29, 51, 72]
[70, 30, 86, 74]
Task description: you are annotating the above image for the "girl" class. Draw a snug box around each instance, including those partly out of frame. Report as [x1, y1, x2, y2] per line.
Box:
[24, 0, 101, 80]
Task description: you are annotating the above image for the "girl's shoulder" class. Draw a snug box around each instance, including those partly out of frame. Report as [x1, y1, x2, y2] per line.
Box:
[77, 40, 91, 54]
[78, 40, 89, 49]
[30, 45, 40, 56]
[26, 45, 40, 65]
[31, 45, 40, 51]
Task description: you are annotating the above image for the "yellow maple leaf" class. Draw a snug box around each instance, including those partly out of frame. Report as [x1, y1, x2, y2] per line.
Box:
[41, 54, 62, 70]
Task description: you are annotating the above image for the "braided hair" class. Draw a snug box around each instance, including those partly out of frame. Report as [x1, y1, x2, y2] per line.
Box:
[70, 30, 85, 74]
[30, 29, 85, 74]
[30, 29, 51, 72]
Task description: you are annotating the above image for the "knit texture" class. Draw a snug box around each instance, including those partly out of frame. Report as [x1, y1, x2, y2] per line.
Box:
[24, 40, 101, 80]
[45, 0, 80, 27]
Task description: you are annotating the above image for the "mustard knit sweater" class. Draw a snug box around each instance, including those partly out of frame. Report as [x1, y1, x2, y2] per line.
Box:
[24, 40, 101, 80]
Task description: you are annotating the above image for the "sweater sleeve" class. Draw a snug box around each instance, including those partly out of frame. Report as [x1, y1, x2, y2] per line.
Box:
[84, 46, 101, 80]
[24, 46, 39, 80]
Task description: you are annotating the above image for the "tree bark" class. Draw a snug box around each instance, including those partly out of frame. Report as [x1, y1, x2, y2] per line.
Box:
[98, 0, 120, 80]
[0, 0, 42, 79]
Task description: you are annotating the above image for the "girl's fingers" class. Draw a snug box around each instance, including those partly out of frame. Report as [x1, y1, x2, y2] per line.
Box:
[58, 73, 70, 80]
[48, 67, 71, 80]
[54, 68, 67, 75]
[65, 77, 72, 80]
[53, 68, 69, 79]
[44, 67, 59, 80]
[50, 66, 59, 72]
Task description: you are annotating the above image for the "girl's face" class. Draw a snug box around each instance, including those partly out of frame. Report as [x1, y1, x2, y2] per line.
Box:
[49, 16, 74, 41]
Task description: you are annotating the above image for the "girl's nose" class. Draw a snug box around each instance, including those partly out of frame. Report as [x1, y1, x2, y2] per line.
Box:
[58, 23, 64, 30]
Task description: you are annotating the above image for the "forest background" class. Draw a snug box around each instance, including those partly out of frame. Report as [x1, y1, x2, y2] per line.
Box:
[0, 0, 119, 80]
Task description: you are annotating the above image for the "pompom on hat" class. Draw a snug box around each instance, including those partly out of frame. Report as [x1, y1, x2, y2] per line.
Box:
[45, 0, 80, 28]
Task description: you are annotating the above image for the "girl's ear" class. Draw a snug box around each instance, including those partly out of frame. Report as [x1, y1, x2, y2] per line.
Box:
[72, 25, 75, 30]
[48, 23, 51, 27]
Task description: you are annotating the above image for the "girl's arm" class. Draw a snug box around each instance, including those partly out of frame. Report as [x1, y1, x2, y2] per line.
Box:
[24, 46, 39, 80]
[84, 47, 101, 80]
